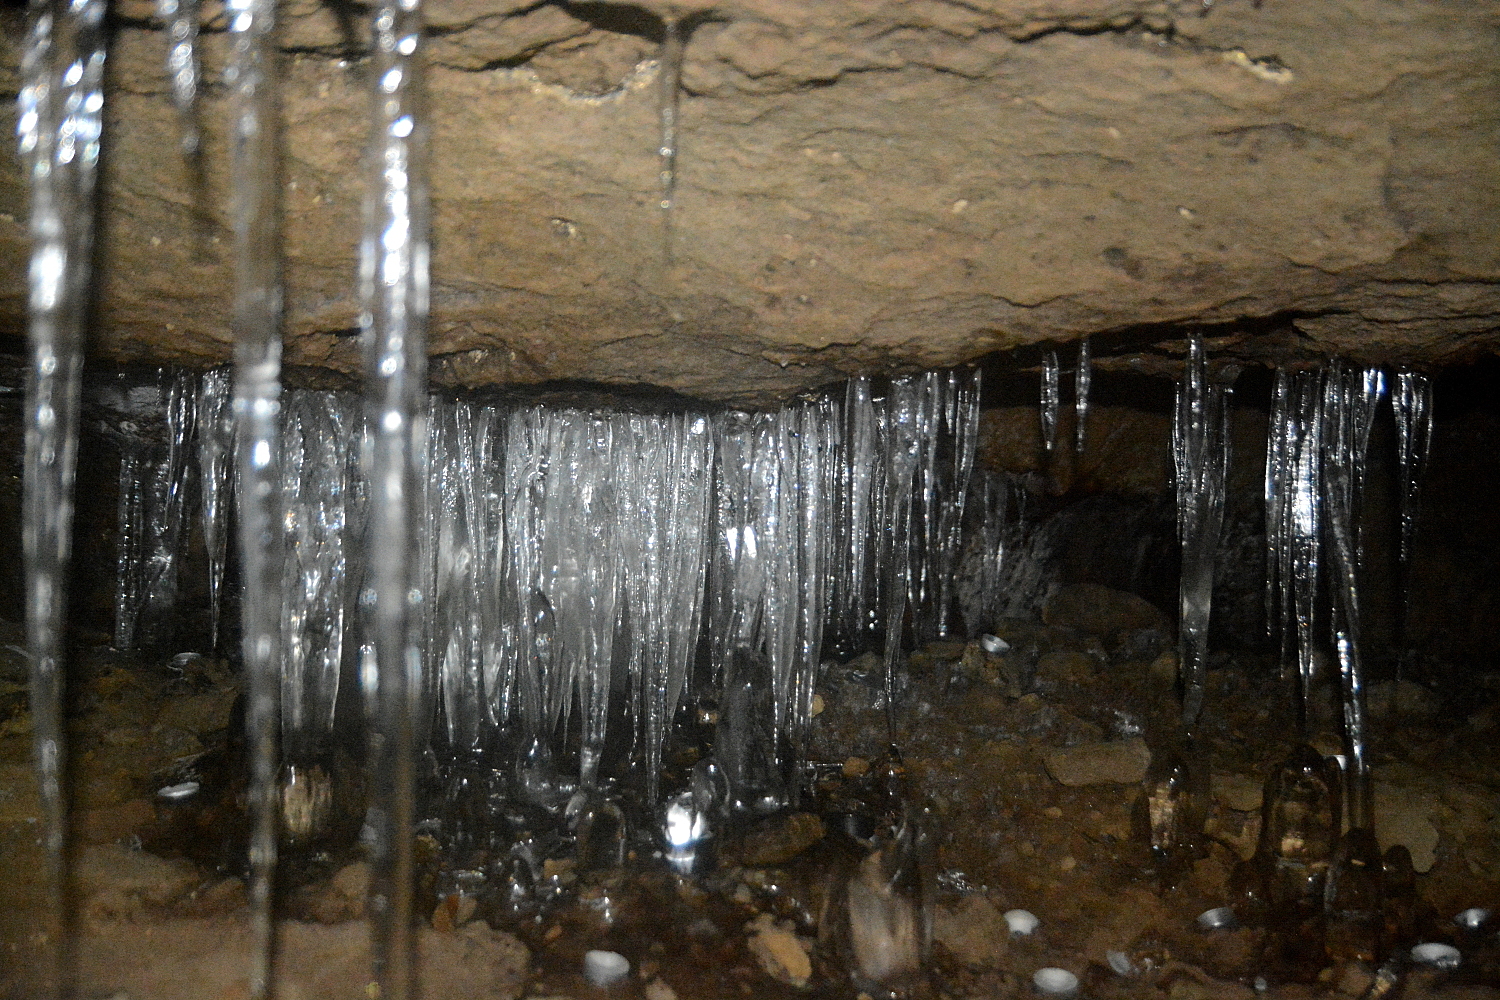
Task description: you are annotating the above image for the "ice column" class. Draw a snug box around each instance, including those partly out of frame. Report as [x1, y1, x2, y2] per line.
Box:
[224, 0, 285, 994]
[18, 0, 108, 992]
[359, 0, 431, 993]
[1171, 337, 1233, 729]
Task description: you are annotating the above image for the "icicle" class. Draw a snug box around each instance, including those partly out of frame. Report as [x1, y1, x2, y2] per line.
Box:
[155, 0, 200, 158]
[196, 367, 233, 649]
[224, 0, 284, 994]
[656, 15, 684, 261]
[1172, 336, 1233, 730]
[1074, 338, 1092, 454]
[1263, 368, 1289, 652]
[882, 378, 923, 738]
[1287, 369, 1323, 735]
[1040, 350, 1061, 453]
[360, 0, 430, 992]
[1392, 369, 1433, 673]
[19, 0, 108, 986]
[1320, 364, 1383, 832]
[280, 391, 358, 757]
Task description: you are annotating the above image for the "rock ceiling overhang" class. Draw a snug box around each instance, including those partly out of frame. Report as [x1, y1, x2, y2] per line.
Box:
[0, 0, 1496, 404]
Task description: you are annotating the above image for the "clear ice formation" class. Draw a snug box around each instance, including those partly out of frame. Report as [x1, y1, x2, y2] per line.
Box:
[1264, 367, 1324, 734]
[112, 369, 198, 651]
[1171, 337, 1233, 730]
[110, 371, 982, 811]
[225, 0, 287, 993]
[1075, 338, 1092, 454]
[1040, 349, 1061, 453]
[1263, 362, 1392, 826]
[1319, 364, 1384, 830]
[360, 0, 432, 994]
[155, 0, 200, 157]
[18, 0, 108, 992]
[1392, 369, 1433, 665]
[196, 368, 233, 647]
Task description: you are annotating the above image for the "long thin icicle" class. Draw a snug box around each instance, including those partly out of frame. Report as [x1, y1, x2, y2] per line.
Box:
[1172, 337, 1233, 730]
[18, 0, 108, 992]
[1392, 368, 1433, 673]
[1321, 364, 1383, 831]
[196, 368, 233, 649]
[1074, 338, 1092, 454]
[224, 0, 284, 994]
[360, 0, 430, 993]
[1040, 350, 1061, 454]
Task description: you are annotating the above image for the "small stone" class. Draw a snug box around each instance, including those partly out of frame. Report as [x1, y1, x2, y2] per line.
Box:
[1059, 856, 1076, 871]
[811, 693, 825, 716]
[644, 979, 678, 1000]
[739, 813, 826, 866]
[1043, 805, 1064, 819]
[933, 897, 1008, 964]
[842, 756, 870, 778]
[1148, 651, 1178, 685]
[1042, 737, 1150, 786]
[747, 915, 811, 988]
[1035, 650, 1096, 687]
[1213, 773, 1264, 812]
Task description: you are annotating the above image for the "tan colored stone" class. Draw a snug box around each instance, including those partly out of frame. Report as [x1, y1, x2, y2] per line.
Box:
[1042, 737, 1150, 787]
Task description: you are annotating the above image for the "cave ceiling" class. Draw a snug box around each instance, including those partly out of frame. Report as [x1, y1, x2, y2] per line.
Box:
[0, 0, 1496, 405]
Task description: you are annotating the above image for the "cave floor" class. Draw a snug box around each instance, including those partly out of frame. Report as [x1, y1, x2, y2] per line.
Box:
[1, 606, 1498, 1000]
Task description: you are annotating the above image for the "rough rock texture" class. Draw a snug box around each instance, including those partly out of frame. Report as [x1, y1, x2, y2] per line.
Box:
[0, 0, 1496, 403]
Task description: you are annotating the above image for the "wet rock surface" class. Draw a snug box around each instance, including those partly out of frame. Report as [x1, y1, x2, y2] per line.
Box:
[1, 581, 1499, 998]
[1, 2, 1497, 402]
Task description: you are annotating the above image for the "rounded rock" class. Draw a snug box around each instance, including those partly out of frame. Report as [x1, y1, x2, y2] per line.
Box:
[1410, 942, 1461, 970]
[1196, 906, 1239, 932]
[1032, 967, 1079, 996]
[1004, 908, 1040, 937]
[584, 949, 631, 987]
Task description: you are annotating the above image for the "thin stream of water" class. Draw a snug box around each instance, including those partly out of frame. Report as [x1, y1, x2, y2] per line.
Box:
[18, 0, 108, 993]
[657, 16, 684, 262]
[155, 0, 200, 157]
[1074, 338, 1092, 454]
[360, 0, 431, 994]
[224, 0, 285, 994]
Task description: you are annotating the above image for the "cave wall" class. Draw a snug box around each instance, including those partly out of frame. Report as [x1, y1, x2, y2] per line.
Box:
[0, 0, 1497, 404]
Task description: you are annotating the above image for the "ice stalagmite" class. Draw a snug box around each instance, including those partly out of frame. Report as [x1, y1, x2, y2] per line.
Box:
[1320, 364, 1383, 831]
[196, 368, 234, 648]
[359, 0, 430, 994]
[1075, 338, 1092, 454]
[155, 0, 200, 157]
[1392, 369, 1433, 669]
[1171, 337, 1232, 730]
[224, 0, 284, 993]
[18, 0, 108, 991]
[1040, 350, 1061, 454]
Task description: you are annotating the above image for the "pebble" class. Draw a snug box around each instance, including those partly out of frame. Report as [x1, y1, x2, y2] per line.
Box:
[1032, 967, 1079, 996]
[1212, 772, 1264, 812]
[1042, 736, 1150, 786]
[644, 979, 678, 1000]
[843, 756, 870, 778]
[583, 950, 631, 988]
[746, 914, 811, 988]
[1042, 583, 1167, 639]
[1004, 909, 1040, 936]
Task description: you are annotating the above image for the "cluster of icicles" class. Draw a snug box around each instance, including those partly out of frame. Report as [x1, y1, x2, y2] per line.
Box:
[112, 368, 981, 795]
